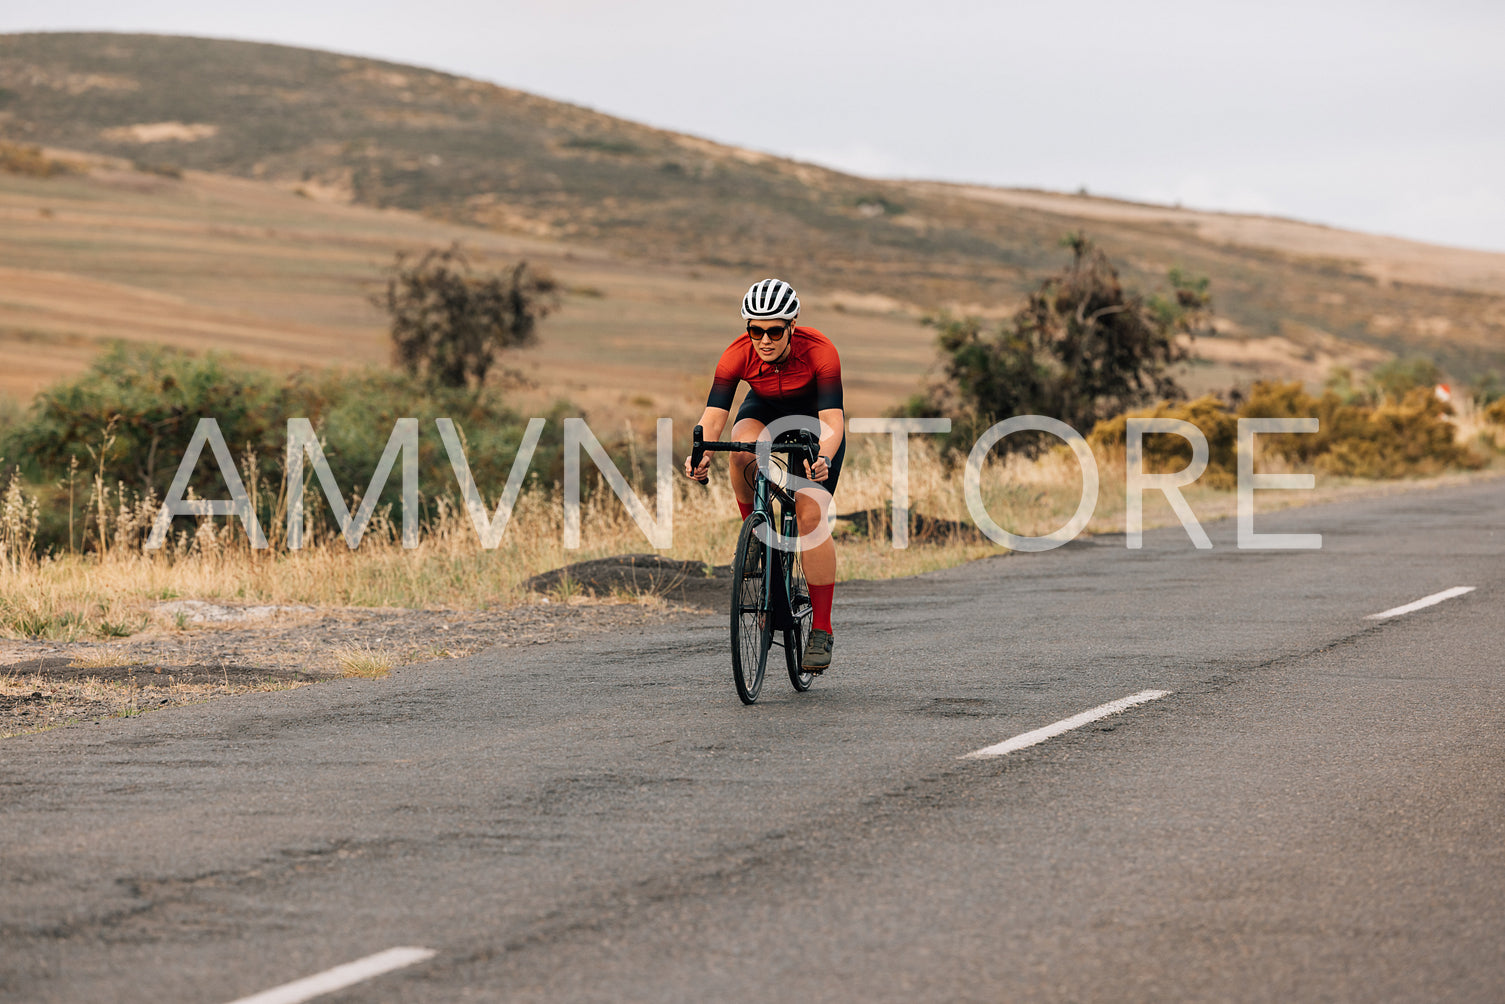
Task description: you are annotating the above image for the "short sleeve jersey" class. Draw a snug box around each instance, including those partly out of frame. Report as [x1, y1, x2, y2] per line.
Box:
[705, 326, 844, 416]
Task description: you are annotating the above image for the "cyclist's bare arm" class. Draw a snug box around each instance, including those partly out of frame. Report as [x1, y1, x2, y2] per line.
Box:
[685, 406, 731, 480]
[695, 406, 732, 441]
[807, 408, 845, 483]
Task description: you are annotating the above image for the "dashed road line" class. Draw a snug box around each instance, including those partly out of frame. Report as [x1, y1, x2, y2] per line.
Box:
[1365, 586, 1475, 620]
[961, 689, 1172, 759]
[225, 946, 436, 1004]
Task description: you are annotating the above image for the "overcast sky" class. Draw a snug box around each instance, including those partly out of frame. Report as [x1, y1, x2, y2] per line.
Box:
[6, 1, 1504, 252]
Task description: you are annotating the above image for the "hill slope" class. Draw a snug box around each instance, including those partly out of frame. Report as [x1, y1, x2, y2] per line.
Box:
[0, 161, 937, 418]
[1, 31, 1504, 378]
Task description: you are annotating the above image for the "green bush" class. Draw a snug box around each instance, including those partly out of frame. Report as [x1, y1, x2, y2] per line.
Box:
[9, 344, 285, 496]
[1, 344, 573, 553]
[903, 236, 1210, 456]
[132, 160, 184, 179]
[1370, 356, 1441, 403]
[0, 394, 21, 442]
[1470, 370, 1503, 407]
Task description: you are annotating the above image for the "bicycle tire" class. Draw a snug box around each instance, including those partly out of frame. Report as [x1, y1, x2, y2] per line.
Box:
[783, 541, 816, 692]
[730, 511, 773, 704]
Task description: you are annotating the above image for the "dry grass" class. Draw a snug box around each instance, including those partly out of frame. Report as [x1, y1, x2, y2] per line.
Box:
[2, 434, 1497, 645]
[333, 644, 397, 679]
[1457, 396, 1505, 452]
[0, 439, 1030, 637]
[67, 650, 141, 670]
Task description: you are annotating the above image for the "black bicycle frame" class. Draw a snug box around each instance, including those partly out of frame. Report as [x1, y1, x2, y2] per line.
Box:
[692, 424, 819, 630]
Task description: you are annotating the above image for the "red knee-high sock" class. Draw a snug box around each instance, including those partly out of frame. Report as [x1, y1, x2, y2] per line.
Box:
[737, 500, 754, 521]
[809, 582, 834, 633]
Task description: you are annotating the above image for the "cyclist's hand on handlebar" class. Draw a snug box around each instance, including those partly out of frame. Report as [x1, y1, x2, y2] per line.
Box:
[804, 456, 830, 484]
[684, 453, 711, 483]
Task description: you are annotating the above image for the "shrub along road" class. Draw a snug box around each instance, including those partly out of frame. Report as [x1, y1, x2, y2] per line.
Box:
[2, 479, 1502, 1002]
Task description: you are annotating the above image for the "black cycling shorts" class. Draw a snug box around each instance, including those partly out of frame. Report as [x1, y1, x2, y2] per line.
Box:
[734, 390, 845, 496]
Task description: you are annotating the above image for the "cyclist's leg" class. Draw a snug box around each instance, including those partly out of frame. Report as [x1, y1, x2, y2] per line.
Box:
[727, 415, 767, 520]
[793, 490, 835, 587]
[729, 391, 778, 519]
[794, 434, 843, 661]
[793, 488, 836, 668]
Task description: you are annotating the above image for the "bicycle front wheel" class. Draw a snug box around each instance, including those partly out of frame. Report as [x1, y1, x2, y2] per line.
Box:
[730, 511, 773, 704]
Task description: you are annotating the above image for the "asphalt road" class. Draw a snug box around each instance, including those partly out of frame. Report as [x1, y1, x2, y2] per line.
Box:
[3, 479, 1502, 1002]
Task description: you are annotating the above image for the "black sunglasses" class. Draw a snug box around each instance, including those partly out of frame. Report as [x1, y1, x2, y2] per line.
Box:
[747, 323, 790, 341]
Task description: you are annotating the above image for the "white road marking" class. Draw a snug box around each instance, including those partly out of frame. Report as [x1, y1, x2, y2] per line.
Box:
[225, 946, 436, 1004]
[962, 689, 1172, 759]
[1365, 586, 1475, 620]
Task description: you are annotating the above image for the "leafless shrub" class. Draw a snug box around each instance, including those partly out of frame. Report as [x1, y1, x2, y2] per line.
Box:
[377, 244, 559, 392]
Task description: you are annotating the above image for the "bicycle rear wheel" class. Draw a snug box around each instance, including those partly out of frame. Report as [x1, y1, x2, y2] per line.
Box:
[730, 511, 773, 704]
[783, 541, 815, 692]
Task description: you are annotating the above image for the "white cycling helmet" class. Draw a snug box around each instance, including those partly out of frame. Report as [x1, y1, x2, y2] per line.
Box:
[741, 278, 800, 320]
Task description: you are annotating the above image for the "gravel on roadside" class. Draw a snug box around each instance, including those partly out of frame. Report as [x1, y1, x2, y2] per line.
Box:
[0, 597, 700, 738]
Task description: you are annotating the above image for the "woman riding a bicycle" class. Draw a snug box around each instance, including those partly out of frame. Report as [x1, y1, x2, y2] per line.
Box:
[683, 279, 845, 672]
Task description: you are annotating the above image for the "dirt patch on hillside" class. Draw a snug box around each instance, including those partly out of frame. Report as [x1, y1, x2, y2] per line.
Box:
[101, 121, 219, 143]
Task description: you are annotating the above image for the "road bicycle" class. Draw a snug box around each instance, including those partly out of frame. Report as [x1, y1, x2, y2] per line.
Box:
[691, 425, 819, 704]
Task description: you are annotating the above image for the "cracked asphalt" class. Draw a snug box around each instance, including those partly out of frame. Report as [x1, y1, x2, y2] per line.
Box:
[2, 478, 1502, 1002]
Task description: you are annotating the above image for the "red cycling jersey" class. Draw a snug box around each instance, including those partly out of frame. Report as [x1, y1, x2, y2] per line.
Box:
[706, 326, 844, 415]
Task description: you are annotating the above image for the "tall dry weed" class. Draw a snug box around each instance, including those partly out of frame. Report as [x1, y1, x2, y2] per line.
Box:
[0, 467, 40, 574]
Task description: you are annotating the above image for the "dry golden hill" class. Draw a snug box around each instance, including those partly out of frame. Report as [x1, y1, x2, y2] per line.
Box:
[1, 30, 1503, 404]
[0, 157, 933, 425]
